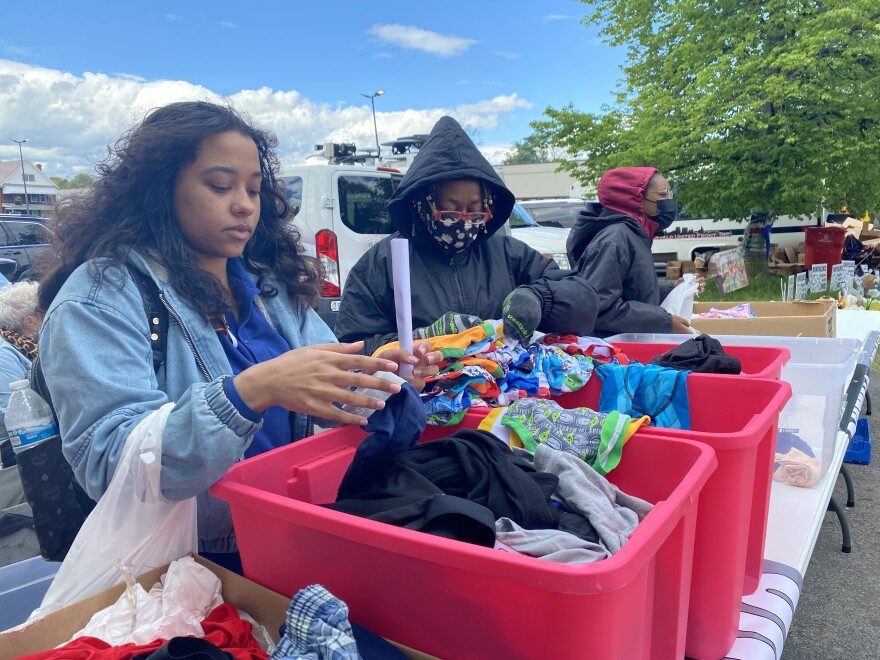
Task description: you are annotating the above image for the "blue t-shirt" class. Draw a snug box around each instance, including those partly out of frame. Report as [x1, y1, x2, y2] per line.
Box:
[217, 258, 293, 458]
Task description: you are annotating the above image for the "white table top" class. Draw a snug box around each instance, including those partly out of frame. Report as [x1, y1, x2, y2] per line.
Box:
[727, 308, 878, 659]
[762, 308, 876, 574]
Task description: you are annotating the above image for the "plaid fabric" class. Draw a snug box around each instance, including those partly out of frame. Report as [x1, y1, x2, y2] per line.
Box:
[271, 584, 361, 660]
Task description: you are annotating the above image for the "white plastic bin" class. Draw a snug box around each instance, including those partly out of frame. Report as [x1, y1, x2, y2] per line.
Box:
[606, 333, 861, 482]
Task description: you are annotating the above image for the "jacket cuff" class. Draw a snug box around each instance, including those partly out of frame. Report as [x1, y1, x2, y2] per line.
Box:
[223, 375, 264, 422]
[524, 282, 553, 319]
[205, 377, 263, 437]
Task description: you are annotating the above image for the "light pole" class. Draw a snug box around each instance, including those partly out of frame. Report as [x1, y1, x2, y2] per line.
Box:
[360, 89, 384, 158]
[10, 138, 30, 214]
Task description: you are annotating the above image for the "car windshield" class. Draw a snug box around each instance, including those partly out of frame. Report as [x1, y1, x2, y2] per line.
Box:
[509, 203, 539, 229]
[527, 202, 586, 229]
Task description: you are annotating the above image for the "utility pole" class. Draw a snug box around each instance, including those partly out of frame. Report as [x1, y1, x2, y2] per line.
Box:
[10, 138, 30, 214]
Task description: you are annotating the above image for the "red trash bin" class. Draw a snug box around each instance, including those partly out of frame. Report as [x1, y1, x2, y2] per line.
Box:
[804, 226, 846, 270]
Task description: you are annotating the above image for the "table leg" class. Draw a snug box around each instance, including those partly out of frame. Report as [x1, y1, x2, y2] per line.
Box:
[840, 464, 856, 508]
[827, 496, 852, 553]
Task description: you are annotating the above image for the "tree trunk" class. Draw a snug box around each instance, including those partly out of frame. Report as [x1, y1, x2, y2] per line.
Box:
[741, 210, 776, 279]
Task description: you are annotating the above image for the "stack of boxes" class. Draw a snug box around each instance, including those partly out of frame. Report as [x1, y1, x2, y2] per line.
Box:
[768, 243, 806, 277]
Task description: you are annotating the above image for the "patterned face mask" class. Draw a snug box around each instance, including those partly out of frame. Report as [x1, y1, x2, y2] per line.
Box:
[413, 186, 492, 254]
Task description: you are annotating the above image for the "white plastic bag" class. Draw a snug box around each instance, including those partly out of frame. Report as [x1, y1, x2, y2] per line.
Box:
[31, 403, 197, 620]
[661, 273, 700, 320]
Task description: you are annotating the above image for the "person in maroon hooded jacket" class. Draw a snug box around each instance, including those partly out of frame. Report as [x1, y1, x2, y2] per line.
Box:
[566, 167, 703, 337]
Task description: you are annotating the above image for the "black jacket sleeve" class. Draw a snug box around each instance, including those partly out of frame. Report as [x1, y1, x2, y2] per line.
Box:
[504, 237, 598, 336]
[333, 249, 399, 356]
[658, 278, 677, 300]
[576, 237, 672, 335]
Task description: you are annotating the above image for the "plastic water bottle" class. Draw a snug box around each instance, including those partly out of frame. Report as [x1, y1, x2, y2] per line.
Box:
[5, 379, 59, 453]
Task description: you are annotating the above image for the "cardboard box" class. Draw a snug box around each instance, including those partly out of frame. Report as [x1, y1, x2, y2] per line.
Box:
[861, 226, 880, 241]
[0, 556, 436, 660]
[681, 261, 695, 274]
[666, 261, 682, 279]
[769, 264, 805, 277]
[690, 300, 836, 338]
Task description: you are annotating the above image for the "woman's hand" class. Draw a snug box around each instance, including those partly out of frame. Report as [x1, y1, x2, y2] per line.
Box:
[377, 340, 442, 392]
[233, 341, 403, 426]
[675, 276, 706, 295]
[670, 314, 694, 334]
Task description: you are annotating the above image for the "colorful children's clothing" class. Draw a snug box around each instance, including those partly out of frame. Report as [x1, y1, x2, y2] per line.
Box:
[375, 323, 598, 426]
[499, 398, 648, 475]
[596, 363, 691, 430]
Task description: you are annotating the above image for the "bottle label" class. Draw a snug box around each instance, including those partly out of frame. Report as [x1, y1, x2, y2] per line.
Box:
[10, 424, 58, 449]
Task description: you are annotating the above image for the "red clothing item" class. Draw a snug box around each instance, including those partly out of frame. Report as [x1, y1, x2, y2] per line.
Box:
[597, 167, 660, 238]
[18, 603, 268, 660]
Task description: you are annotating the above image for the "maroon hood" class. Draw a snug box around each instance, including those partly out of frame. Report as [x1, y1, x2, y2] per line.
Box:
[597, 167, 660, 238]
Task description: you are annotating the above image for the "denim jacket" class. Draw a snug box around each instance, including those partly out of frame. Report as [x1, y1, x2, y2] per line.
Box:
[40, 251, 336, 553]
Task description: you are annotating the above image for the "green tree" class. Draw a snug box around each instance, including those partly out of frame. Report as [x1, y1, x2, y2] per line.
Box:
[503, 134, 548, 165]
[533, 0, 880, 222]
[70, 173, 94, 188]
[50, 173, 94, 189]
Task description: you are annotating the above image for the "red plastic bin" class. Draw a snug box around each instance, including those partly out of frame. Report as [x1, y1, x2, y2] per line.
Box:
[552, 374, 791, 660]
[804, 225, 846, 270]
[610, 341, 790, 379]
[211, 416, 717, 660]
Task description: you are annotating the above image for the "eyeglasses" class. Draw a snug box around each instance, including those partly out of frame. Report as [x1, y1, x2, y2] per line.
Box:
[432, 210, 493, 226]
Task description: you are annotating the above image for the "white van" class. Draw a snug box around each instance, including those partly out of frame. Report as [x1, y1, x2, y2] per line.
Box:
[282, 165, 571, 326]
[652, 213, 820, 263]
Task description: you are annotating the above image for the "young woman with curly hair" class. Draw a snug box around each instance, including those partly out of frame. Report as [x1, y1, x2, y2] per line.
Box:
[37, 101, 438, 570]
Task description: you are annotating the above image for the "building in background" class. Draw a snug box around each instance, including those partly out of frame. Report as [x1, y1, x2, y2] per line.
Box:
[493, 162, 593, 200]
[0, 161, 59, 218]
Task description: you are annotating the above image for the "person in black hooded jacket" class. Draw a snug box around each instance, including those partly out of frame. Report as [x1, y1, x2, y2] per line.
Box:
[334, 116, 598, 355]
[567, 167, 703, 337]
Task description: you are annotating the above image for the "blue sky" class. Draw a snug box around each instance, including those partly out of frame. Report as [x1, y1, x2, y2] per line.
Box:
[0, 1, 625, 177]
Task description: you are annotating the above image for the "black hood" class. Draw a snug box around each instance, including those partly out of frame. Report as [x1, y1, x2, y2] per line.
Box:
[566, 202, 649, 264]
[387, 116, 515, 241]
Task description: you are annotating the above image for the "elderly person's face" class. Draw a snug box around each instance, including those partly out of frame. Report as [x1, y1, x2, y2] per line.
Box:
[20, 311, 42, 338]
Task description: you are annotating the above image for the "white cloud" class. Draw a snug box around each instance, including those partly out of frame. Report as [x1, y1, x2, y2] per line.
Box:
[478, 141, 515, 165]
[542, 14, 578, 22]
[493, 51, 520, 59]
[373, 52, 393, 59]
[0, 59, 531, 178]
[219, 21, 237, 28]
[164, 14, 180, 21]
[368, 24, 476, 57]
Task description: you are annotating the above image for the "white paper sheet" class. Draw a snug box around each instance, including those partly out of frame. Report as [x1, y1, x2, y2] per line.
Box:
[391, 238, 414, 379]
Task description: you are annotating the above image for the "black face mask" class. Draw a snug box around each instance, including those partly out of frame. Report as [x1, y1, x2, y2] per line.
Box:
[648, 199, 680, 231]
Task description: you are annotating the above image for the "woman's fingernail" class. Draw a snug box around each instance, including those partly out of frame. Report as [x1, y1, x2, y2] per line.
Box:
[413, 369, 424, 377]
[385, 362, 398, 371]
[390, 383, 402, 393]
[375, 400, 386, 410]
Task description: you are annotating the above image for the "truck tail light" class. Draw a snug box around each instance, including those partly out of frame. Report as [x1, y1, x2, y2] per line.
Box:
[316, 229, 341, 297]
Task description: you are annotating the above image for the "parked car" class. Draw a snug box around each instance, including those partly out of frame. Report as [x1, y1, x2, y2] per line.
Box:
[282, 167, 572, 326]
[0, 214, 51, 281]
[520, 198, 593, 230]
[507, 202, 571, 270]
